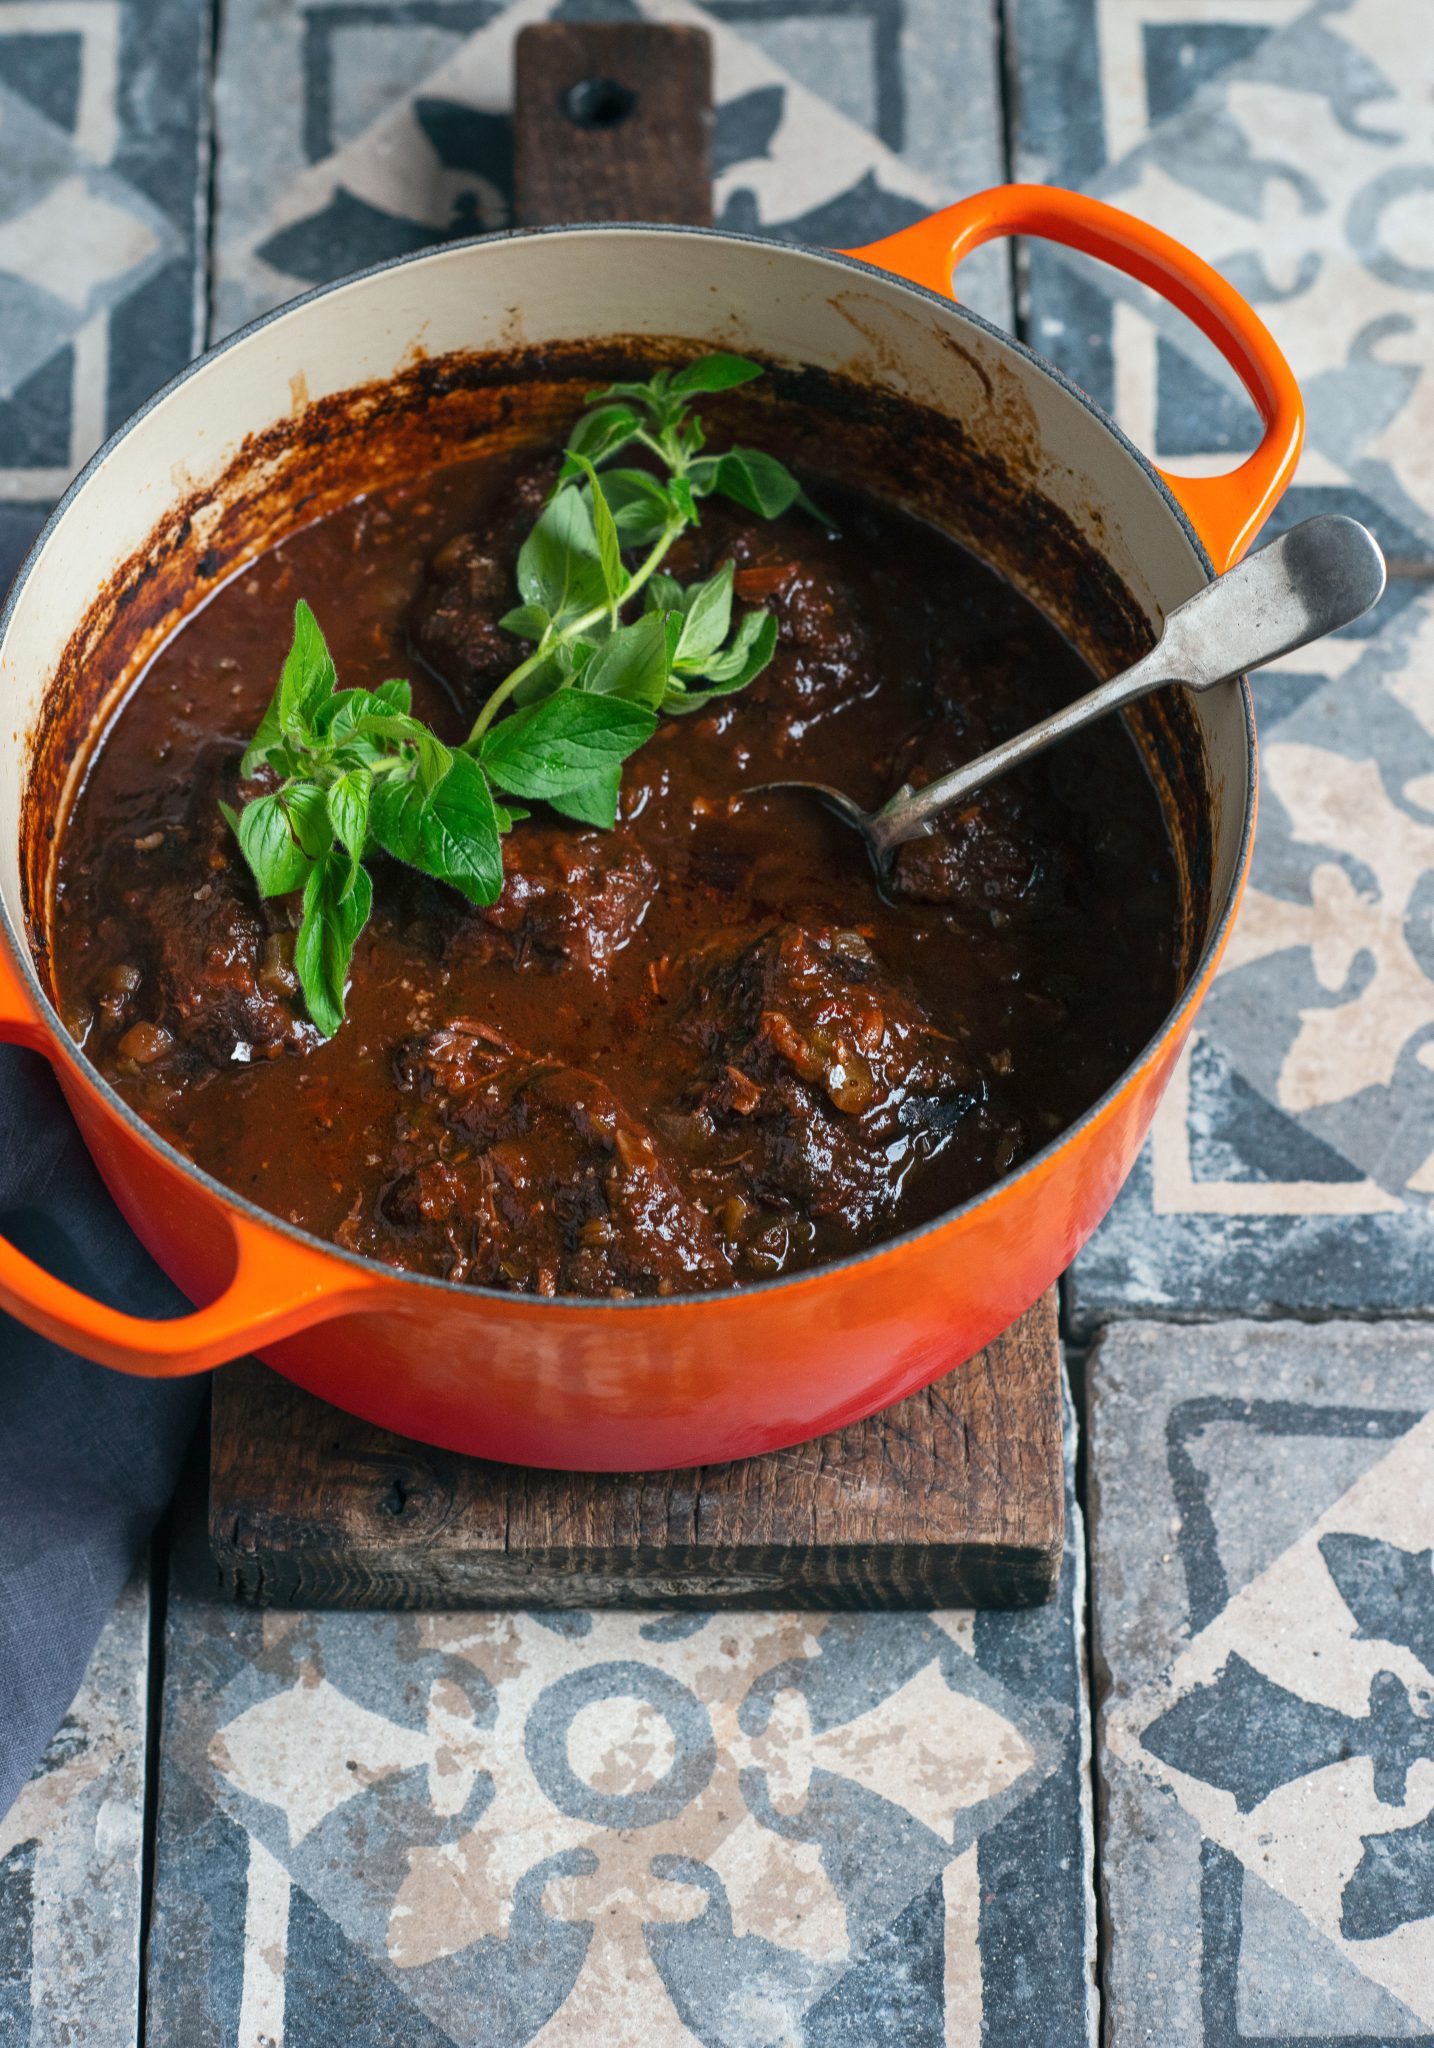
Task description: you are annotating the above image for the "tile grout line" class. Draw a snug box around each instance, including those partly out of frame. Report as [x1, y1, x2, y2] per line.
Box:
[134, 1518, 172, 2048]
[199, 0, 224, 361]
[1061, 1274, 1108, 2046]
[993, 0, 1022, 321]
[137, 0, 223, 2033]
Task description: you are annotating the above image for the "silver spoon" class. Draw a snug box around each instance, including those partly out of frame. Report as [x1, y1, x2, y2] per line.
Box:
[749, 514, 1387, 871]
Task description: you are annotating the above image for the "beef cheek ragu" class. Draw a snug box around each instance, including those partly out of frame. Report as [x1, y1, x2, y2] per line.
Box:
[666, 924, 1017, 1264]
[337, 1020, 733, 1297]
[51, 447, 1182, 1295]
[445, 826, 658, 977]
[58, 751, 316, 1078]
[407, 462, 555, 699]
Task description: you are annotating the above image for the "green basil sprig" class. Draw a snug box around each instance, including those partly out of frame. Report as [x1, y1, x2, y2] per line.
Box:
[226, 353, 826, 1036]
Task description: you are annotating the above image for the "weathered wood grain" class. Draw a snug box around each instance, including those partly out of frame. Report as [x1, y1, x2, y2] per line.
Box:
[209, 1294, 1064, 1609]
[513, 21, 713, 227]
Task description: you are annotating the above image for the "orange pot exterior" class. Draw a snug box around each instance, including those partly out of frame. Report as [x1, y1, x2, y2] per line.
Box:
[0, 186, 1300, 1469]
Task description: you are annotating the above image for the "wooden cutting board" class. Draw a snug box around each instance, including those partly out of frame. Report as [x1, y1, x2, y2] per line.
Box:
[207, 20, 1067, 1612]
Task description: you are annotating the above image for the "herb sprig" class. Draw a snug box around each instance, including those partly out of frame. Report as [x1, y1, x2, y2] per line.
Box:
[226, 353, 823, 1037]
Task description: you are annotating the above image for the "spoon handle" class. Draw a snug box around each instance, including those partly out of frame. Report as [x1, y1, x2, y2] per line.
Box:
[868, 515, 1386, 860]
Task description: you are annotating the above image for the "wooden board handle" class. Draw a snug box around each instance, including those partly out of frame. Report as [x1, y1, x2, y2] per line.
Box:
[513, 21, 712, 229]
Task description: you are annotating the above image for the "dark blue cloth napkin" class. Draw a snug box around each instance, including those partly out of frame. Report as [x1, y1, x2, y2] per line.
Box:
[0, 1045, 204, 1819]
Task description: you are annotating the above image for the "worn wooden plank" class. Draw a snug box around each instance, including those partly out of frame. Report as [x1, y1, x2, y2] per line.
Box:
[209, 1294, 1064, 1609]
[0, 1576, 150, 2048]
[513, 20, 713, 226]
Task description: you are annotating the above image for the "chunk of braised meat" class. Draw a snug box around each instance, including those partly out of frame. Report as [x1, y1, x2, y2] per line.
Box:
[407, 462, 553, 700]
[148, 879, 314, 1066]
[668, 924, 1018, 1257]
[83, 753, 316, 1070]
[337, 1020, 732, 1297]
[446, 824, 658, 976]
[408, 535, 516, 696]
[883, 730, 1057, 918]
[726, 528, 869, 720]
[731, 553, 863, 664]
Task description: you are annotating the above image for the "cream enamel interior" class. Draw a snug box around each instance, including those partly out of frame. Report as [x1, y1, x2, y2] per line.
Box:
[0, 226, 1247, 1016]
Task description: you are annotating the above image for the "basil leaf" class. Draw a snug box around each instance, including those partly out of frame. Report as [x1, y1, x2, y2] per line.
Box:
[673, 603, 761, 680]
[498, 604, 550, 642]
[295, 850, 372, 1039]
[481, 692, 657, 800]
[710, 448, 803, 519]
[665, 610, 778, 711]
[283, 780, 335, 859]
[643, 572, 684, 615]
[277, 600, 338, 737]
[674, 561, 734, 665]
[375, 678, 412, 713]
[600, 470, 676, 548]
[368, 776, 425, 866]
[558, 403, 641, 479]
[326, 768, 371, 895]
[581, 614, 670, 708]
[669, 475, 697, 525]
[701, 448, 832, 527]
[584, 379, 665, 416]
[549, 768, 621, 830]
[493, 800, 529, 830]
[416, 752, 504, 907]
[574, 457, 627, 607]
[510, 642, 575, 708]
[233, 791, 313, 898]
[349, 712, 451, 792]
[369, 757, 504, 906]
[414, 732, 454, 791]
[516, 485, 607, 626]
[318, 688, 391, 742]
[240, 697, 285, 777]
[669, 353, 763, 397]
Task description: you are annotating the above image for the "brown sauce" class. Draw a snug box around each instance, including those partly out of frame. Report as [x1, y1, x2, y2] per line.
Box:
[49, 447, 1181, 1296]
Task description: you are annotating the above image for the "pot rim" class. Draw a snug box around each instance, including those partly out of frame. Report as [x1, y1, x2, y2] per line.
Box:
[0, 220, 1256, 1314]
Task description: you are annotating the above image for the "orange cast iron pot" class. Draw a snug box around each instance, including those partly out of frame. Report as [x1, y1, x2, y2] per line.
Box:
[0, 187, 1303, 1468]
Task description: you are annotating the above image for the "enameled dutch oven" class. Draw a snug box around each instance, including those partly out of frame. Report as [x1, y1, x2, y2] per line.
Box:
[0, 186, 1303, 1468]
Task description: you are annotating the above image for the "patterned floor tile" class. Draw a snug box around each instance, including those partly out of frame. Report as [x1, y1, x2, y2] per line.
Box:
[1089, 1318, 1434, 2044]
[212, 0, 1011, 341]
[701, 0, 1010, 319]
[1003, 0, 1434, 1324]
[145, 1415, 1094, 2046]
[1010, 0, 1432, 567]
[1073, 561, 1434, 1327]
[0, 1575, 150, 2048]
[1071, 581, 1434, 1326]
[0, 0, 211, 586]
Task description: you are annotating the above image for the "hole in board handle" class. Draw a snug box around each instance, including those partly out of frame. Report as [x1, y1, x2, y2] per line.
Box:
[563, 76, 638, 130]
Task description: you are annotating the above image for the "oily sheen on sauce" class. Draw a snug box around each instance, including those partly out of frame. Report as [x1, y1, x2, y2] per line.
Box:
[51, 452, 1180, 1298]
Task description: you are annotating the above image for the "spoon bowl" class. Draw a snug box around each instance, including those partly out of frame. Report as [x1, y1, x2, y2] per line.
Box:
[750, 514, 1386, 872]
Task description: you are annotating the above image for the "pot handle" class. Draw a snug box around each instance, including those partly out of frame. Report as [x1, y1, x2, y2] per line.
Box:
[845, 184, 1304, 571]
[0, 939, 370, 1376]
